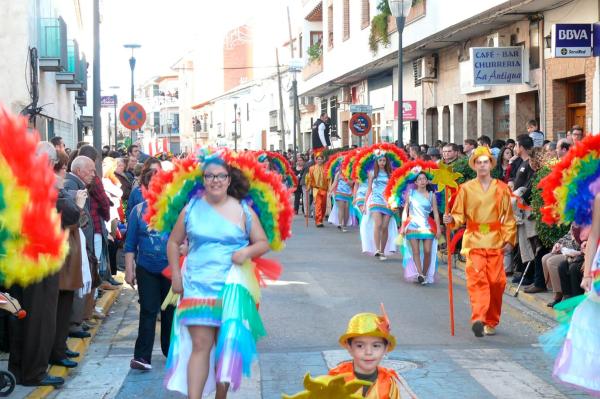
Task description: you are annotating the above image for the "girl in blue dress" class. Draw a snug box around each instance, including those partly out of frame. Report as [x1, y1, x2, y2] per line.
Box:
[328, 170, 355, 231]
[400, 172, 441, 284]
[361, 152, 398, 260]
[166, 161, 270, 399]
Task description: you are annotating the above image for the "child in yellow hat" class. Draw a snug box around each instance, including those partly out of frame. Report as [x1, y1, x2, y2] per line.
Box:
[329, 307, 401, 399]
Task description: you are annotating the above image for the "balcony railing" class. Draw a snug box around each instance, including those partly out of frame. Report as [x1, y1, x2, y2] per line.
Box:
[67, 40, 79, 75]
[302, 56, 323, 80]
[39, 17, 68, 70]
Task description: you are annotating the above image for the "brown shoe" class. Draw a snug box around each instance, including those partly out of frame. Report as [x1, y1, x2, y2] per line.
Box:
[484, 325, 496, 336]
[524, 285, 546, 294]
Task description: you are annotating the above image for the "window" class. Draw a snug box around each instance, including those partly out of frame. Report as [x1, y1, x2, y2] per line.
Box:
[362, 0, 370, 29]
[329, 96, 338, 137]
[153, 112, 160, 131]
[529, 21, 540, 70]
[327, 5, 334, 49]
[210, 111, 213, 128]
[269, 110, 278, 132]
[343, 0, 350, 40]
[152, 85, 159, 97]
[310, 31, 323, 46]
[493, 96, 510, 140]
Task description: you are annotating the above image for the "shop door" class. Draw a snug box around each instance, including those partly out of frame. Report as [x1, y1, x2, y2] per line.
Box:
[568, 106, 586, 132]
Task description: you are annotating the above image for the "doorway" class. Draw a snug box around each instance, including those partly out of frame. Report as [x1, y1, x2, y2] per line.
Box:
[567, 78, 586, 133]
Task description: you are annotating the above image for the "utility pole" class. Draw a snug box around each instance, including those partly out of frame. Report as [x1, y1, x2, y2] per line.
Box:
[276, 48, 286, 151]
[287, 6, 301, 156]
[92, 0, 102, 157]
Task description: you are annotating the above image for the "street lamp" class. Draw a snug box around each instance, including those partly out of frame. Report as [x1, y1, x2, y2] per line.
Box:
[109, 85, 120, 149]
[388, 0, 412, 148]
[124, 43, 141, 144]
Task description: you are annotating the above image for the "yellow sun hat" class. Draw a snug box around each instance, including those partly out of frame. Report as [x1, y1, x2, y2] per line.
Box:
[338, 305, 396, 352]
[468, 146, 497, 171]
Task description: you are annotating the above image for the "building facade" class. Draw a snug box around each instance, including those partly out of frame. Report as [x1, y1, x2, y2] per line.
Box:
[0, 0, 90, 150]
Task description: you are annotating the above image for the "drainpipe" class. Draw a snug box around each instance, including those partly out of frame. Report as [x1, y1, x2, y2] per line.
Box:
[540, 15, 547, 137]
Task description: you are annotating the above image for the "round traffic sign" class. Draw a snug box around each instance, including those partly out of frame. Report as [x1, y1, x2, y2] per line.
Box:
[349, 113, 372, 137]
[119, 102, 146, 130]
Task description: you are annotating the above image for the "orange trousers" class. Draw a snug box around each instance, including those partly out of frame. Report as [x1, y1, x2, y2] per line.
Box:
[465, 248, 506, 328]
[314, 189, 327, 226]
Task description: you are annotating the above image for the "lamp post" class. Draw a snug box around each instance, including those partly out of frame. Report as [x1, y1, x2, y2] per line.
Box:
[388, 0, 412, 148]
[109, 85, 120, 149]
[124, 43, 141, 144]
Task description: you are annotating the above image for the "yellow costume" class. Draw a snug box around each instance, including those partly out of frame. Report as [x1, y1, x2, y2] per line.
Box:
[328, 362, 400, 399]
[306, 162, 329, 226]
[449, 147, 517, 332]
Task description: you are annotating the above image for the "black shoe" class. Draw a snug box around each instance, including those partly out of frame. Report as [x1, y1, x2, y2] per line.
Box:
[316, 224, 324, 228]
[547, 299, 562, 308]
[417, 275, 425, 284]
[24, 375, 65, 387]
[511, 273, 522, 283]
[108, 277, 122, 286]
[68, 330, 91, 339]
[81, 323, 91, 331]
[65, 349, 80, 358]
[50, 358, 78, 368]
[472, 321, 484, 337]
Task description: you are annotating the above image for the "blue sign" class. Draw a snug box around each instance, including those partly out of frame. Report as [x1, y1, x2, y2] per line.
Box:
[553, 24, 592, 58]
[594, 23, 600, 56]
[471, 47, 526, 86]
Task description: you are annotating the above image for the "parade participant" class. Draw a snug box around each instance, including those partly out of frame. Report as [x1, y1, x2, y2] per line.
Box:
[328, 307, 401, 398]
[386, 160, 441, 285]
[144, 148, 292, 398]
[257, 150, 298, 189]
[306, 150, 329, 227]
[539, 134, 600, 395]
[443, 146, 516, 337]
[342, 150, 367, 224]
[327, 152, 355, 232]
[0, 109, 68, 387]
[362, 150, 398, 260]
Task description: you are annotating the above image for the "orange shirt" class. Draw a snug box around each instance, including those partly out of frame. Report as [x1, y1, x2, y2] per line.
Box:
[306, 164, 329, 192]
[449, 178, 517, 255]
[328, 361, 400, 399]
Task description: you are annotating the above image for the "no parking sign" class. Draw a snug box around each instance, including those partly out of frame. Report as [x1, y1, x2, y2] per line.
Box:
[349, 112, 372, 137]
[119, 102, 146, 130]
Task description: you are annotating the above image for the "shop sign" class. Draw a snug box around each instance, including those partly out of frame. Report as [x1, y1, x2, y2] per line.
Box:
[394, 101, 417, 121]
[100, 95, 116, 108]
[471, 47, 527, 85]
[553, 24, 592, 58]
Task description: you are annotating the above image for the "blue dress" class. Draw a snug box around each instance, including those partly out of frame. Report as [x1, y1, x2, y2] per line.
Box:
[166, 197, 265, 395]
[368, 170, 393, 216]
[334, 178, 353, 203]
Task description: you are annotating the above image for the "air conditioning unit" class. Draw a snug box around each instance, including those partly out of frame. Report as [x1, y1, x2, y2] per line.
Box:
[300, 96, 314, 106]
[416, 55, 437, 82]
[486, 32, 509, 48]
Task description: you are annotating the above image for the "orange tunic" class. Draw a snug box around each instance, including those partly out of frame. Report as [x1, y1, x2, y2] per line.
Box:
[328, 361, 400, 399]
[449, 178, 516, 255]
[306, 164, 329, 194]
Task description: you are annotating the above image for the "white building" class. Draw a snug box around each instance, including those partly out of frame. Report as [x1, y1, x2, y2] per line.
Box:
[298, 0, 600, 146]
[0, 0, 91, 150]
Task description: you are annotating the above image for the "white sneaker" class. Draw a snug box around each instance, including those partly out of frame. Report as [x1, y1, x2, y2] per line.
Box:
[379, 254, 387, 261]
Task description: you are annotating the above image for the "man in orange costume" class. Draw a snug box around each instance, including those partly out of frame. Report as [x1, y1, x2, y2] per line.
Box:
[443, 147, 516, 337]
[306, 151, 329, 227]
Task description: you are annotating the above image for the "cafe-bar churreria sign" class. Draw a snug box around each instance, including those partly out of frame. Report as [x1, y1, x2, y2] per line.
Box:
[471, 46, 529, 86]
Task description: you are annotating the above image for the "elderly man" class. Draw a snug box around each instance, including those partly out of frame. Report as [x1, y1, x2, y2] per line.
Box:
[557, 139, 571, 159]
[9, 142, 65, 387]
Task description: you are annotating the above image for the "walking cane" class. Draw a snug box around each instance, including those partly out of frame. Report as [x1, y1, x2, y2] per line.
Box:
[514, 260, 533, 297]
[304, 186, 309, 227]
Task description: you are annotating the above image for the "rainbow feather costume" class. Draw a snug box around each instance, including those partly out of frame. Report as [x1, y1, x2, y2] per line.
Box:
[145, 148, 292, 395]
[538, 134, 600, 395]
[351, 143, 408, 184]
[0, 108, 67, 287]
[257, 150, 298, 189]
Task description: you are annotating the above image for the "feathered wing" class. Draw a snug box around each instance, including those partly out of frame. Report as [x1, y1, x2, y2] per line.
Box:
[0, 107, 68, 287]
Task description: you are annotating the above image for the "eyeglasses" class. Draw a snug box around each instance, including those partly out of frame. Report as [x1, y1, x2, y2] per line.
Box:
[204, 173, 229, 182]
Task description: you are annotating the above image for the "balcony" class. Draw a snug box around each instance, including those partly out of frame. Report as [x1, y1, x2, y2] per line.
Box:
[38, 17, 68, 72]
[302, 56, 323, 81]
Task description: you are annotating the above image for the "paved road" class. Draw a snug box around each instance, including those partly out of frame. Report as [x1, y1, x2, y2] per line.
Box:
[48, 216, 592, 398]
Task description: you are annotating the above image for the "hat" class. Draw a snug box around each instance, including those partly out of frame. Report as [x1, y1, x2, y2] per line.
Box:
[313, 148, 325, 159]
[468, 146, 497, 170]
[338, 306, 396, 352]
[426, 147, 441, 157]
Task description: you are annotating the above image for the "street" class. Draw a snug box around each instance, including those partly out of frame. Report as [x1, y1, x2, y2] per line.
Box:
[47, 216, 591, 399]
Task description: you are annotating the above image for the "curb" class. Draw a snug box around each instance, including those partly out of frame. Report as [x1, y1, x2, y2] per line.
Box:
[437, 252, 556, 319]
[26, 287, 122, 399]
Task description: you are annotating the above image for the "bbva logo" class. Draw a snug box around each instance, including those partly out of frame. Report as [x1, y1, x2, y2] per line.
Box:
[558, 29, 589, 40]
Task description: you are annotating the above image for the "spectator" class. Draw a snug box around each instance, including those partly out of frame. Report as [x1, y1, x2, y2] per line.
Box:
[463, 139, 477, 157]
[127, 144, 140, 161]
[125, 168, 174, 371]
[426, 147, 441, 162]
[557, 139, 571, 159]
[115, 157, 133, 202]
[408, 144, 421, 161]
[570, 125, 584, 144]
[496, 146, 513, 183]
[506, 138, 516, 151]
[50, 136, 65, 153]
[311, 112, 331, 150]
[544, 141, 557, 153]
[477, 135, 499, 158]
[102, 157, 124, 287]
[128, 158, 162, 220]
[527, 119, 545, 147]
[420, 144, 429, 155]
[441, 143, 460, 166]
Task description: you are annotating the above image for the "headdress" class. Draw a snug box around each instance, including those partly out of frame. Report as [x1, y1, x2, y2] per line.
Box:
[352, 143, 408, 184]
[468, 146, 496, 170]
[257, 151, 298, 189]
[144, 148, 293, 251]
[540, 134, 600, 227]
[0, 108, 68, 287]
[338, 304, 396, 352]
[384, 159, 441, 210]
[325, 151, 347, 182]
[340, 149, 358, 181]
[313, 148, 325, 159]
